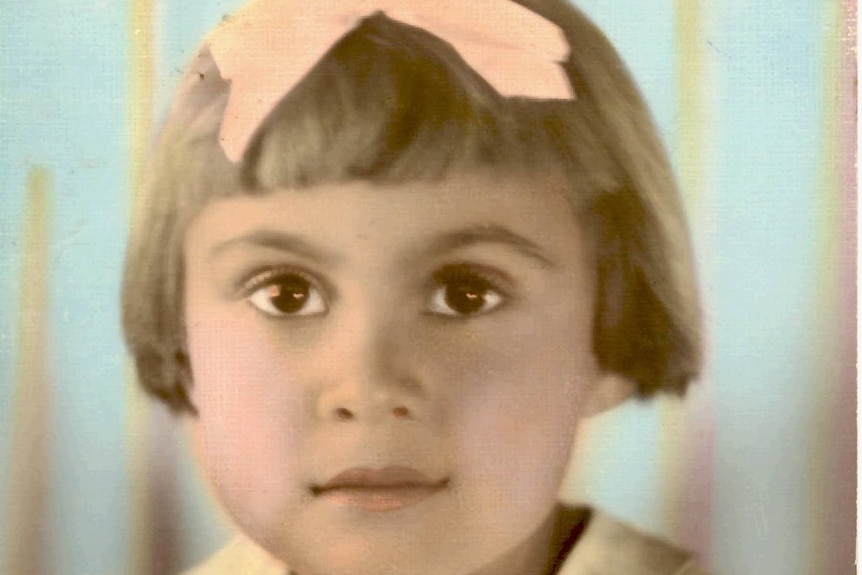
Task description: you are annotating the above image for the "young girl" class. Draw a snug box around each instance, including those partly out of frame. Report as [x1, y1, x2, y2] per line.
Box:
[122, 0, 707, 573]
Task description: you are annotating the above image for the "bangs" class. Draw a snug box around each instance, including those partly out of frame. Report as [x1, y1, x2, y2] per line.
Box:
[237, 13, 620, 199]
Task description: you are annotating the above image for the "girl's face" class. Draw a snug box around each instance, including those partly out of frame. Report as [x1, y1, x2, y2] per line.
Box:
[183, 173, 620, 575]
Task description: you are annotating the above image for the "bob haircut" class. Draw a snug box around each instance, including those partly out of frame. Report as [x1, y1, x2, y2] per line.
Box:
[122, 0, 703, 414]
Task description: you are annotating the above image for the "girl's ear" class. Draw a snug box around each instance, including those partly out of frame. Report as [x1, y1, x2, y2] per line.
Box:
[582, 372, 635, 417]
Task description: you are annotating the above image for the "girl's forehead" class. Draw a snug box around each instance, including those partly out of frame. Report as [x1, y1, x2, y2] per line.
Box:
[201, 174, 574, 230]
[184, 174, 588, 267]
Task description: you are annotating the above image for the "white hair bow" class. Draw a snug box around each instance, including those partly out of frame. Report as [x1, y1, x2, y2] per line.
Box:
[207, 0, 573, 162]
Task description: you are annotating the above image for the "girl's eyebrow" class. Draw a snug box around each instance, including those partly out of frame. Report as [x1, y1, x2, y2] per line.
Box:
[208, 229, 339, 264]
[208, 225, 557, 267]
[418, 224, 557, 268]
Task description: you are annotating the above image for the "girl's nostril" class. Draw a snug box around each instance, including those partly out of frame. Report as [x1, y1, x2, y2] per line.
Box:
[392, 405, 410, 418]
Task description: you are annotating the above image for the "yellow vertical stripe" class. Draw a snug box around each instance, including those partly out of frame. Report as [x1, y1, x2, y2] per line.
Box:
[129, 0, 154, 189]
[673, 0, 706, 211]
[662, 0, 706, 539]
[3, 167, 53, 575]
[127, 0, 156, 573]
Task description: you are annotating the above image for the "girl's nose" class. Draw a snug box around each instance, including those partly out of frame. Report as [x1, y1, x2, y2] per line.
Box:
[314, 316, 424, 424]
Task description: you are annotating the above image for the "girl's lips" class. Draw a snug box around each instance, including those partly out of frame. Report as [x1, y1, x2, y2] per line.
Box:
[312, 466, 449, 512]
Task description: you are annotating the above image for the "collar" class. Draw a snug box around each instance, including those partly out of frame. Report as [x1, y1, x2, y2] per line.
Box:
[556, 507, 701, 575]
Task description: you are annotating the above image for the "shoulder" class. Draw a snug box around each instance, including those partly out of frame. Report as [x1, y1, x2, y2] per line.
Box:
[558, 507, 711, 575]
[182, 536, 285, 575]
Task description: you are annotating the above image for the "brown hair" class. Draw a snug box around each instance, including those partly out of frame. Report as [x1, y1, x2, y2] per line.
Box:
[122, 0, 703, 414]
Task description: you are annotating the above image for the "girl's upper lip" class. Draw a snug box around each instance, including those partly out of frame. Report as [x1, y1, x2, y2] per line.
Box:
[314, 466, 447, 492]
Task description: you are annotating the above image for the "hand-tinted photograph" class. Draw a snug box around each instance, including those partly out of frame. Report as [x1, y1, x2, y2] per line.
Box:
[0, 1, 855, 574]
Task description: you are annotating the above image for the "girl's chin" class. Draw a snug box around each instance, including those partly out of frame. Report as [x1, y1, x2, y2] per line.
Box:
[261, 532, 489, 575]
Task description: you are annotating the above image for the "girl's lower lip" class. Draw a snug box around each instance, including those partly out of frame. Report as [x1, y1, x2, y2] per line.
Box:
[318, 484, 445, 512]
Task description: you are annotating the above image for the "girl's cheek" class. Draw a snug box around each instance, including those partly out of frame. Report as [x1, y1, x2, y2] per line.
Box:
[186, 311, 311, 442]
[429, 309, 591, 427]
[187, 316, 308, 526]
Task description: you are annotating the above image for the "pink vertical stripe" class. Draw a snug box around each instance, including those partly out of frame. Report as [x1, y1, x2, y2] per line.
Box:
[805, 1, 856, 572]
[829, 0, 856, 571]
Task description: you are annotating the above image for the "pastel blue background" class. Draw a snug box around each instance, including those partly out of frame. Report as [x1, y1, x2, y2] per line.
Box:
[0, 1, 852, 574]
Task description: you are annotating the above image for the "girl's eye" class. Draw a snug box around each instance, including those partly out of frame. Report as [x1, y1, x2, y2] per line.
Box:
[428, 268, 505, 317]
[245, 271, 327, 317]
